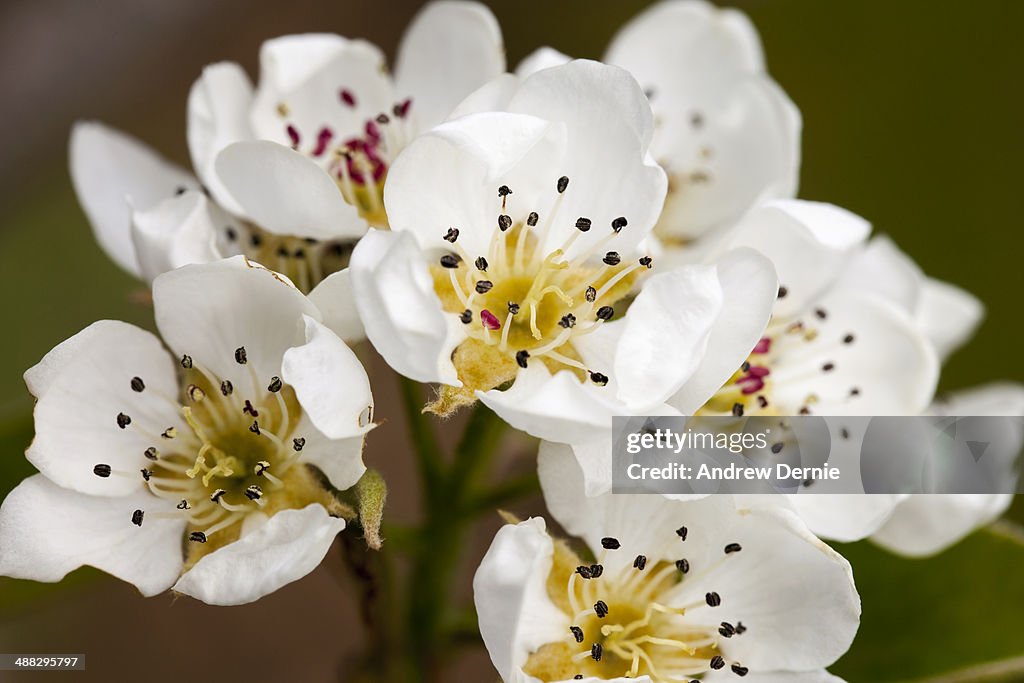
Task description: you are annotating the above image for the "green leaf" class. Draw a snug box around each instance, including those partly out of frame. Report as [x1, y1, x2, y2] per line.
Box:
[831, 527, 1024, 682]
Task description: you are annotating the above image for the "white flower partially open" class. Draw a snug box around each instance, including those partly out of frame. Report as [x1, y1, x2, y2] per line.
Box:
[189, 0, 504, 254]
[0, 257, 374, 605]
[473, 447, 859, 682]
[513, 0, 799, 249]
[606, 0, 800, 246]
[69, 1, 503, 306]
[349, 60, 778, 439]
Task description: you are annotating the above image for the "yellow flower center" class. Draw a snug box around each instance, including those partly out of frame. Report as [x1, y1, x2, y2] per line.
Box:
[120, 351, 350, 565]
[427, 182, 652, 412]
[524, 538, 746, 680]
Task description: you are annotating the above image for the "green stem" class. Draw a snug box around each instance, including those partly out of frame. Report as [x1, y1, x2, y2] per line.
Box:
[339, 526, 402, 681]
[356, 385, 527, 682]
[398, 376, 444, 494]
[405, 402, 507, 682]
[462, 470, 541, 515]
[448, 402, 508, 497]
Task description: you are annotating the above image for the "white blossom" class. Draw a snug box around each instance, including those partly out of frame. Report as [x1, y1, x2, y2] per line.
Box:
[350, 59, 779, 439]
[69, 1, 504, 310]
[0, 257, 374, 605]
[473, 446, 858, 682]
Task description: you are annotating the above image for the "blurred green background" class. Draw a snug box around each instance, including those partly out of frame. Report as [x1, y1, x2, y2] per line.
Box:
[0, 1, 1022, 681]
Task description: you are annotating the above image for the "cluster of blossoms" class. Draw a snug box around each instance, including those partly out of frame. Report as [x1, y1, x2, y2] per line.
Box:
[1, 1, 1021, 680]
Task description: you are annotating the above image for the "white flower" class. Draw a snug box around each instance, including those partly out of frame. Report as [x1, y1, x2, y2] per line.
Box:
[0, 256, 374, 605]
[867, 382, 1024, 557]
[835, 233, 984, 362]
[69, 1, 503, 304]
[560, 199, 938, 496]
[685, 199, 940, 419]
[188, 0, 504, 249]
[554, 200, 1021, 553]
[515, 0, 800, 247]
[349, 59, 779, 439]
[714, 209, 1021, 552]
[473, 445, 859, 682]
[609, 0, 800, 246]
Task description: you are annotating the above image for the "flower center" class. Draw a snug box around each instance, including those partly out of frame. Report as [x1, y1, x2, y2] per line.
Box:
[700, 333, 777, 418]
[218, 227, 355, 294]
[523, 535, 749, 681]
[101, 349, 338, 565]
[277, 92, 417, 230]
[701, 297, 861, 418]
[430, 180, 652, 401]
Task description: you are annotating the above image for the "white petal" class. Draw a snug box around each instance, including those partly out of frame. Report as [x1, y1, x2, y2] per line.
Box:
[515, 47, 571, 78]
[666, 248, 778, 414]
[130, 190, 225, 283]
[568, 440, 615, 497]
[770, 291, 939, 415]
[69, 121, 197, 276]
[349, 230, 462, 385]
[503, 60, 667, 257]
[538, 438, 617, 505]
[613, 263, 725, 408]
[784, 494, 904, 543]
[932, 381, 1024, 417]
[478, 363, 629, 444]
[295, 429, 368, 494]
[307, 268, 365, 342]
[250, 34, 393, 145]
[173, 504, 344, 605]
[674, 505, 861, 670]
[0, 474, 185, 596]
[872, 494, 1013, 557]
[447, 73, 520, 120]
[547, 437, 704, 503]
[394, 1, 506, 130]
[538, 442, 716, 564]
[25, 320, 182, 496]
[869, 382, 1024, 556]
[837, 235, 923, 314]
[214, 140, 365, 239]
[725, 200, 870, 317]
[384, 111, 559, 257]
[655, 76, 800, 240]
[186, 62, 254, 214]
[282, 315, 373, 441]
[473, 517, 569, 681]
[393, 61, 666, 261]
[606, 0, 764, 83]
[152, 256, 318, 388]
[916, 277, 983, 361]
[538, 451, 860, 671]
[605, 2, 797, 240]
